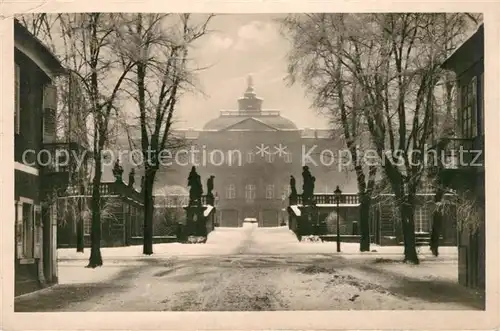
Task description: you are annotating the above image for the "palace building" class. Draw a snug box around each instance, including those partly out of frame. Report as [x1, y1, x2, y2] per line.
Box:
[160, 76, 358, 227]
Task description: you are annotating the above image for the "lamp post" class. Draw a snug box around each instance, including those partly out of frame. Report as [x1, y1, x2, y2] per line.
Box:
[334, 186, 342, 252]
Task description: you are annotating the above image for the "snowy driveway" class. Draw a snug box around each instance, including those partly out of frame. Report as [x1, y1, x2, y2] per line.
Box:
[15, 226, 484, 311]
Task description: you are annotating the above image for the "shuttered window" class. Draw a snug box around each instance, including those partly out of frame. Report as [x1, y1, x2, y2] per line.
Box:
[16, 198, 39, 260]
[22, 202, 34, 258]
[43, 84, 58, 143]
[34, 206, 41, 258]
[460, 76, 477, 138]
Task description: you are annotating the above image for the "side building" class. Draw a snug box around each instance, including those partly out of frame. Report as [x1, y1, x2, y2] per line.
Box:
[439, 23, 485, 290]
[14, 19, 71, 295]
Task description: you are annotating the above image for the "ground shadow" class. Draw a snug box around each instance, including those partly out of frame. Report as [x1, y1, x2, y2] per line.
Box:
[357, 263, 485, 310]
[14, 263, 150, 312]
[14, 283, 127, 312]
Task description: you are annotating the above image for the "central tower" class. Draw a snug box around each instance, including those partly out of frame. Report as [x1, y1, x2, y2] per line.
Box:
[238, 74, 263, 112]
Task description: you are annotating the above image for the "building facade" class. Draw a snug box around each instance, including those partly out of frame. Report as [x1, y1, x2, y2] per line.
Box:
[56, 166, 145, 248]
[14, 20, 69, 295]
[440, 24, 485, 290]
[163, 76, 357, 227]
[369, 193, 458, 246]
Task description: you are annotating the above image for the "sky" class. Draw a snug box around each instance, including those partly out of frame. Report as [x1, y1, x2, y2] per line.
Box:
[170, 14, 329, 130]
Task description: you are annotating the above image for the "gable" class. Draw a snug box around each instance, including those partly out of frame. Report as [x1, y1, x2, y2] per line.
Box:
[223, 117, 278, 131]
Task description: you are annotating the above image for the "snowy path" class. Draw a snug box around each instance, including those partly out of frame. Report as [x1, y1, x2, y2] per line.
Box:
[15, 226, 483, 311]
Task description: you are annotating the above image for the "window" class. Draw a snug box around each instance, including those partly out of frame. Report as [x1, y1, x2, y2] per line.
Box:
[43, 85, 57, 143]
[414, 204, 431, 233]
[246, 152, 255, 163]
[16, 198, 35, 260]
[83, 209, 91, 235]
[460, 76, 477, 139]
[245, 184, 256, 200]
[130, 206, 142, 237]
[43, 109, 56, 143]
[282, 184, 290, 198]
[284, 152, 292, 163]
[22, 202, 34, 258]
[226, 184, 236, 199]
[14, 64, 20, 134]
[265, 184, 274, 199]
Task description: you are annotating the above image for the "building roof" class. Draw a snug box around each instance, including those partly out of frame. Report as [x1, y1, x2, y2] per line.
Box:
[202, 112, 299, 131]
[14, 19, 65, 75]
[441, 23, 484, 72]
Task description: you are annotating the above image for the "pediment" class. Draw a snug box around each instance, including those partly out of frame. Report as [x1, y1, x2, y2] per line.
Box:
[223, 117, 278, 131]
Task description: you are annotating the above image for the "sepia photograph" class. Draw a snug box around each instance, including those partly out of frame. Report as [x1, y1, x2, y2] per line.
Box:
[4, 7, 496, 328]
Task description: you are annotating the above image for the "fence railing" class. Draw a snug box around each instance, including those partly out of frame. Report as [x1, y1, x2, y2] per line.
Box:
[293, 193, 359, 206]
[220, 110, 280, 116]
[66, 181, 143, 203]
[154, 194, 215, 207]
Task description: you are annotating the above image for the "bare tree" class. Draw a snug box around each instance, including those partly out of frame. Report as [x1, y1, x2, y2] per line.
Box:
[281, 13, 476, 263]
[119, 13, 213, 254]
[22, 13, 138, 267]
[282, 13, 377, 252]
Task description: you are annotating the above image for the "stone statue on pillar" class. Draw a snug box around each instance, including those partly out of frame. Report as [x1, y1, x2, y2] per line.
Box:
[112, 159, 124, 182]
[289, 175, 298, 204]
[302, 166, 313, 205]
[311, 176, 316, 204]
[128, 167, 135, 188]
[188, 166, 203, 207]
[140, 176, 145, 193]
[206, 175, 215, 206]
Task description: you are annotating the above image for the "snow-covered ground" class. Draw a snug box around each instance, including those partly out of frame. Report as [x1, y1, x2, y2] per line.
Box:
[57, 227, 251, 260]
[16, 226, 480, 312]
[57, 226, 457, 260]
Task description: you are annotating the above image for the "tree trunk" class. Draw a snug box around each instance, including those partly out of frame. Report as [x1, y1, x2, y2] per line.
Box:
[142, 169, 156, 255]
[430, 188, 445, 256]
[76, 185, 85, 252]
[400, 202, 419, 264]
[87, 165, 103, 268]
[76, 215, 84, 252]
[359, 193, 371, 252]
